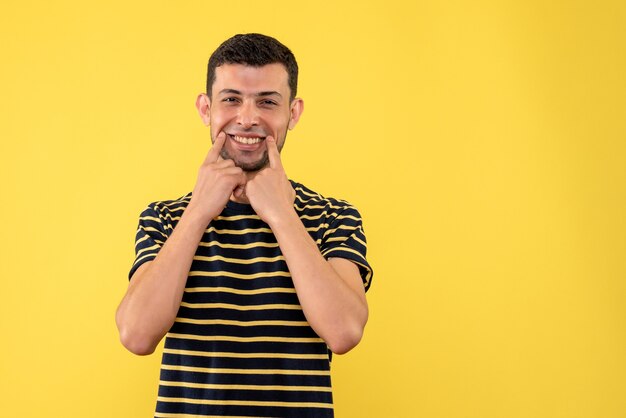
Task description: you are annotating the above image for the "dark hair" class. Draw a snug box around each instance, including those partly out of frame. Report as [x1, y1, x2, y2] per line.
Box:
[206, 33, 299, 101]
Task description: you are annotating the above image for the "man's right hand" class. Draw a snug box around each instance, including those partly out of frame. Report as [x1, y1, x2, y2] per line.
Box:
[187, 132, 246, 223]
[116, 133, 245, 355]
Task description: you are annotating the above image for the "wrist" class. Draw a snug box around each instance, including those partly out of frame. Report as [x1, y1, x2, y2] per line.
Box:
[266, 205, 301, 232]
[180, 202, 215, 234]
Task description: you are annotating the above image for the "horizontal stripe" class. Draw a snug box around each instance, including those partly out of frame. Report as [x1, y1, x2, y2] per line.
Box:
[336, 214, 360, 221]
[352, 234, 367, 247]
[132, 252, 156, 267]
[134, 234, 151, 247]
[295, 195, 348, 210]
[184, 286, 296, 295]
[188, 271, 291, 279]
[215, 214, 262, 221]
[294, 194, 315, 204]
[197, 240, 279, 250]
[325, 232, 366, 247]
[155, 413, 263, 418]
[157, 396, 332, 409]
[162, 348, 327, 360]
[136, 243, 159, 257]
[179, 302, 301, 311]
[300, 213, 361, 223]
[294, 203, 329, 210]
[161, 197, 191, 208]
[324, 236, 347, 243]
[206, 226, 273, 235]
[322, 224, 360, 238]
[161, 364, 330, 376]
[140, 215, 162, 223]
[163, 206, 184, 214]
[161, 213, 181, 222]
[193, 254, 285, 264]
[141, 226, 168, 239]
[322, 245, 367, 261]
[299, 213, 327, 221]
[166, 333, 321, 344]
[174, 318, 309, 327]
[159, 380, 332, 393]
[294, 187, 321, 198]
[160, 212, 266, 223]
[304, 223, 330, 233]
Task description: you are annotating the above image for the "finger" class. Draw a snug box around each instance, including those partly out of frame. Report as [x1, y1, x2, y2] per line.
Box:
[215, 158, 235, 168]
[233, 184, 246, 199]
[266, 136, 282, 169]
[204, 132, 226, 164]
[221, 165, 244, 175]
[232, 171, 247, 198]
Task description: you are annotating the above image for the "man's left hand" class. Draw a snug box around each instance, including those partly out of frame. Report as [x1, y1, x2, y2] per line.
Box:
[246, 136, 296, 225]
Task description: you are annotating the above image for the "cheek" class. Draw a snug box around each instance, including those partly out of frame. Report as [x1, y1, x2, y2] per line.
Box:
[270, 116, 290, 134]
[210, 108, 234, 128]
[210, 114, 225, 128]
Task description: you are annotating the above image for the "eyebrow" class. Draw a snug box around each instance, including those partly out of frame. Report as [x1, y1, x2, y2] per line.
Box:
[218, 89, 282, 98]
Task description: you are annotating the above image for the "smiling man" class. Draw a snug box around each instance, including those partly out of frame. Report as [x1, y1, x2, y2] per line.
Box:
[203, 62, 296, 172]
[116, 33, 373, 418]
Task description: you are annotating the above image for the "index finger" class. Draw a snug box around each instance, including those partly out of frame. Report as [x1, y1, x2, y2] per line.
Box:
[266, 136, 283, 169]
[204, 132, 226, 164]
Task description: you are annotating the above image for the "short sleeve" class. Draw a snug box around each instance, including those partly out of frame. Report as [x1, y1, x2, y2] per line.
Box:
[128, 203, 169, 280]
[319, 205, 373, 291]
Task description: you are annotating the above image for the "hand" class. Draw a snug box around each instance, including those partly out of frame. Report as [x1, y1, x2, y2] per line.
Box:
[246, 136, 296, 225]
[187, 132, 247, 223]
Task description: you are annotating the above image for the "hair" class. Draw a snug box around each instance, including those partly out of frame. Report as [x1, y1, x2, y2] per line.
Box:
[206, 33, 299, 101]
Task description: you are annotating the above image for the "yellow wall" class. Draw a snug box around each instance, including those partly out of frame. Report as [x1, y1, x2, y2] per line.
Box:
[1, 1, 625, 417]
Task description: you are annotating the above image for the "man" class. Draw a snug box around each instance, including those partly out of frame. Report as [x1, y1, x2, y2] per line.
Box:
[116, 33, 373, 418]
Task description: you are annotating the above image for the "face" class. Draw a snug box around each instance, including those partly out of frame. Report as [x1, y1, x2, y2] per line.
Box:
[196, 63, 303, 172]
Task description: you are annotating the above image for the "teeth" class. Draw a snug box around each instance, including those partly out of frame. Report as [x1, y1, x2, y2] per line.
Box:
[233, 135, 262, 145]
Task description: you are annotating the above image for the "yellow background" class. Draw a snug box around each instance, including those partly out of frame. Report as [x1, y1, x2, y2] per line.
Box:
[1, 1, 625, 417]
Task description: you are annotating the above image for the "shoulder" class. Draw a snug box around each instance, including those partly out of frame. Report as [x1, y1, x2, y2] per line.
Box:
[138, 193, 192, 232]
[143, 192, 192, 215]
[290, 180, 362, 221]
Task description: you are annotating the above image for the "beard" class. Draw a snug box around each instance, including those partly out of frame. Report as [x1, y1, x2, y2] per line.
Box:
[214, 128, 287, 172]
[220, 148, 269, 172]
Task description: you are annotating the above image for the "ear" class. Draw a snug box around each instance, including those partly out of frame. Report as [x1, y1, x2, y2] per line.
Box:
[195, 93, 211, 126]
[288, 98, 304, 130]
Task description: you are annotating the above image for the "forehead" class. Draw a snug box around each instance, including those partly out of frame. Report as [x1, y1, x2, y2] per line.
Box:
[213, 63, 290, 96]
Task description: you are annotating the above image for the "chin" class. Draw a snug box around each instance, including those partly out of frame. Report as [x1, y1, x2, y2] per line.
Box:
[239, 158, 269, 172]
[223, 150, 269, 172]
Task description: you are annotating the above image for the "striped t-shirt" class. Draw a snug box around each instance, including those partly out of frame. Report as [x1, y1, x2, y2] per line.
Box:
[129, 181, 373, 418]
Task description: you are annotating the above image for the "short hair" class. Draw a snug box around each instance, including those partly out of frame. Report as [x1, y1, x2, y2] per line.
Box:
[206, 33, 299, 101]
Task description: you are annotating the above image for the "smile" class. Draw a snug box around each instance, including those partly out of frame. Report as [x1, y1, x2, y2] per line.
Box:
[228, 134, 265, 145]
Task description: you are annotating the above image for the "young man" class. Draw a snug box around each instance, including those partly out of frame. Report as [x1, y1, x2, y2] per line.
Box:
[116, 33, 373, 418]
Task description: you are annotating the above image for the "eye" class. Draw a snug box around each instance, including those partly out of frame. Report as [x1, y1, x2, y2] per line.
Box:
[260, 99, 278, 107]
[222, 97, 239, 103]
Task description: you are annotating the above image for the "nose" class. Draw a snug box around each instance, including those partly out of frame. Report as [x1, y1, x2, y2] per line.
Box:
[236, 100, 259, 128]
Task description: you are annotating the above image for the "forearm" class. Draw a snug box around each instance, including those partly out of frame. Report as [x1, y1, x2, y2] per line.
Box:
[237, 138, 368, 353]
[269, 210, 368, 354]
[116, 206, 208, 355]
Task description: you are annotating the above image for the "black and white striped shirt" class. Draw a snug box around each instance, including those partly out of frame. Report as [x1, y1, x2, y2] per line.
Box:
[130, 181, 372, 418]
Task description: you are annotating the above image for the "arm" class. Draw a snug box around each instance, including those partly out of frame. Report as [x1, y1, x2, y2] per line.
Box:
[246, 137, 369, 354]
[270, 213, 369, 354]
[115, 133, 246, 355]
